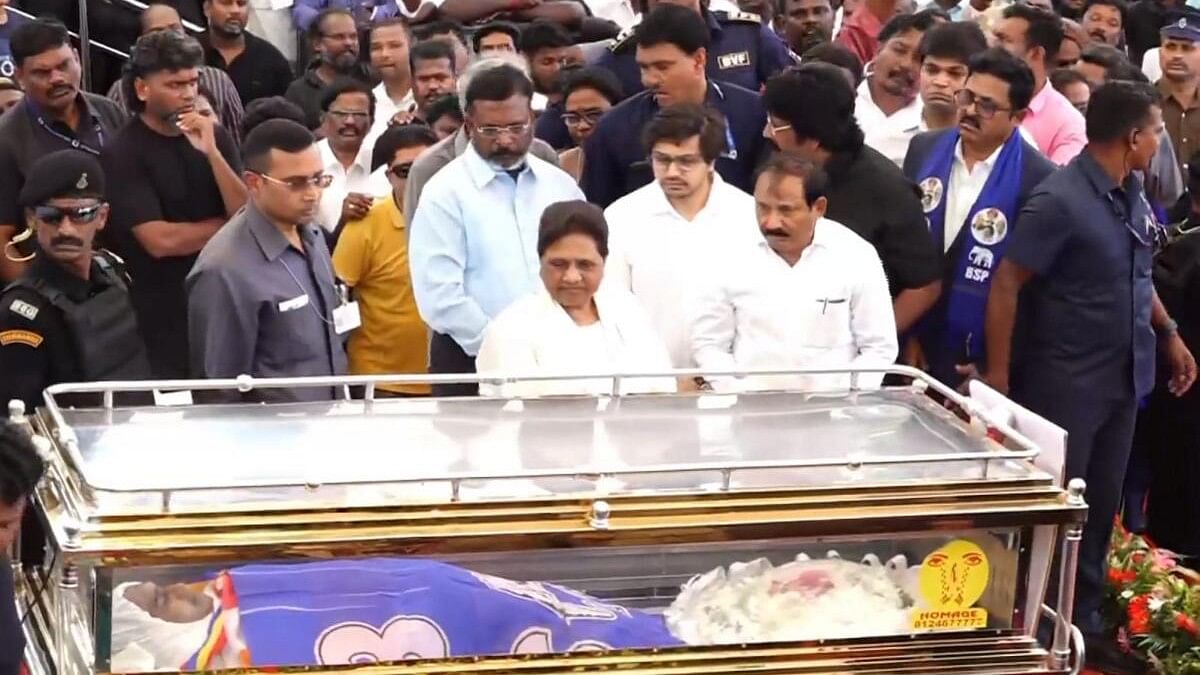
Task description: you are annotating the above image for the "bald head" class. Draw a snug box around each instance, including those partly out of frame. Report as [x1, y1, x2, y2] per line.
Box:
[141, 4, 184, 35]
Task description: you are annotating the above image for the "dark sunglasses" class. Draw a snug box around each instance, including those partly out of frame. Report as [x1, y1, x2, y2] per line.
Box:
[389, 163, 414, 179]
[35, 203, 103, 226]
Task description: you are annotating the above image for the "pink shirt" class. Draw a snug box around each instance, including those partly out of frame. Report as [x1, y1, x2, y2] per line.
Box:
[836, 5, 885, 66]
[1021, 81, 1087, 165]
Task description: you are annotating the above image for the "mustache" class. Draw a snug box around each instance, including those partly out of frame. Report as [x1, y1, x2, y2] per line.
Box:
[50, 236, 84, 248]
[960, 115, 981, 130]
[48, 85, 74, 97]
[761, 227, 788, 237]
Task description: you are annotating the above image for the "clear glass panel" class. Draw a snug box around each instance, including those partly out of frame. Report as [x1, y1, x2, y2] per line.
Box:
[101, 529, 1025, 671]
[55, 390, 1044, 517]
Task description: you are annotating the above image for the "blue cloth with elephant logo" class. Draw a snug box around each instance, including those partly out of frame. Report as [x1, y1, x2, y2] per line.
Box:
[218, 558, 682, 666]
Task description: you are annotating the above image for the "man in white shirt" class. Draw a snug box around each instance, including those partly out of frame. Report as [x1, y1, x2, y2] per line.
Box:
[314, 79, 389, 233]
[604, 104, 757, 367]
[856, 11, 940, 165]
[366, 19, 415, 145]
[690, 153, 898, 393]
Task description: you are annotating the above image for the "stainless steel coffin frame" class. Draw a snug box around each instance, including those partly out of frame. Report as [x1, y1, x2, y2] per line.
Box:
[37, 366, 1044, 503]
[23, 366, 1085, 673]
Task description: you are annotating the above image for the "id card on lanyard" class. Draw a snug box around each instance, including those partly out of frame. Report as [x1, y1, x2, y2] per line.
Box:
[33, 112, 104, 156]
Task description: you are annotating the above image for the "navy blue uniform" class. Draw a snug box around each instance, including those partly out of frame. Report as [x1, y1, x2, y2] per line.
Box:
[581, 81, 768, 207]
[595, 9, 796, 97]
[1005, 151, 1157, 638]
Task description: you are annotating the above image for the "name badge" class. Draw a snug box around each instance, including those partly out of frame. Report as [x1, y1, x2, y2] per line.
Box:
[333, 301, 362, 335]
[278, 294, 310, 312]
[717, 51, 751, 69]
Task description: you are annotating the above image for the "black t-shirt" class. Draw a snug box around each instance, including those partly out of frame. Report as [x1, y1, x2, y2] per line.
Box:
[823, 144, 942, 296]
[203, 32, 294, 106]
[99, 116, 242, 377]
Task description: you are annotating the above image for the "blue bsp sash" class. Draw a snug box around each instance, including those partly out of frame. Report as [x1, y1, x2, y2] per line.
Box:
[916, 130, 1023, 362]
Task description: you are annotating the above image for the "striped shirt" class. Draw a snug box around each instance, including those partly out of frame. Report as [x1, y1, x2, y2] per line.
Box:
[107, 65, 245, 146]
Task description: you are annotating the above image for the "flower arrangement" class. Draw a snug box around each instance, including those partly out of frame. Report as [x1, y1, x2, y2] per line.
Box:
[1102, 523, 1200, 673]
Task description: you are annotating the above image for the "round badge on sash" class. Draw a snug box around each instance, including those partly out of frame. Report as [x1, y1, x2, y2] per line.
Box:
[920, 177, 944, 214]
[970, 208, 1008, 245]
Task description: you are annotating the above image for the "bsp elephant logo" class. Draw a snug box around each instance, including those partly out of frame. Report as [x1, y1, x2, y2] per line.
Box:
[967, 246, 994, 270]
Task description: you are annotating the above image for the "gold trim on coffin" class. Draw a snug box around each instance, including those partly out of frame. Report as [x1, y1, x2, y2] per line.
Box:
[41, 478, 1086, 565]
[89, 635, 1069, 674]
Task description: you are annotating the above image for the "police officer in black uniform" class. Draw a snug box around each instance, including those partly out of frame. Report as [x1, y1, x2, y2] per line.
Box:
[0, 150, 151, 412]
[595, 0, 797, 96]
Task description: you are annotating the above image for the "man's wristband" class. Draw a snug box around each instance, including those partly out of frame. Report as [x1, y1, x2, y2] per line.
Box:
[1158, 318, 1179, 339]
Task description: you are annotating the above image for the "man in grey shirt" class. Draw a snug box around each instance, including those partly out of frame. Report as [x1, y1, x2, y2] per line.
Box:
[402, 55, 561, 224]
[186, 119, 348, 402]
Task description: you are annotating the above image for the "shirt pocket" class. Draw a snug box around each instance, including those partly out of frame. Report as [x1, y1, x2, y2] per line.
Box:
[260, 302, 323, 368]
[795, 286, 852, 350]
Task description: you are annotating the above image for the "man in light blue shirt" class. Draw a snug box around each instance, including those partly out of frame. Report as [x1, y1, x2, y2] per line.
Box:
[410, 64, 584, 396]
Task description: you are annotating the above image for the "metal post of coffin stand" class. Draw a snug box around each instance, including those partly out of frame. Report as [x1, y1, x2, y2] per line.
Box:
[17, 366, 1090, 675]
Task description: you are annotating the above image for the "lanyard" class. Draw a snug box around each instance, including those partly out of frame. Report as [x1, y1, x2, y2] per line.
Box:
[278, 247, 339, 326]
[722, 123, 738, 161]
[33, 112, 104, 156]
[709, 82, 739, 161]
[1106, 190, 1154, 247]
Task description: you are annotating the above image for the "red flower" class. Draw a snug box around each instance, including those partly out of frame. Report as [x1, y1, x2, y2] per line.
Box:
[1131, 551, 1146, 565]
[1129, 596, 1152, 635]
[1109, 567, 1137, 585]
[1176, 613, 1199, 637]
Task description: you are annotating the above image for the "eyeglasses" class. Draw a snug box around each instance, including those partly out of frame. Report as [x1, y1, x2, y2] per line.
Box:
[562, 109, 605, 127]
[474, 122, 531, 138]
[255, 172, 334, 191]
[34, 203, 103, 225]
[389, 162, 413, 179]
[766, 121, 792, 137]
[650, 152, 705, 170]
[327, 110, 371, 123]
[954, 89, 1012, 119]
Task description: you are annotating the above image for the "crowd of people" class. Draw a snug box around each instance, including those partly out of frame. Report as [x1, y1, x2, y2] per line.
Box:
[2, 0, 1200, 671]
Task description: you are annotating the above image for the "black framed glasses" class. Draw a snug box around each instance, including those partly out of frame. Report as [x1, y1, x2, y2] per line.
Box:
[256, 172, 334, 191]
[954, 89, 1012, 119]
[475, 122, 531, 139]
[35, 203, 103, 226]
[389, 162, 414, 179]
[562, 109, 605, 127]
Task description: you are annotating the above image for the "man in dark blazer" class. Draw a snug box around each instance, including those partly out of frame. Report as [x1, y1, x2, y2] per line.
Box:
[903, 47, 1057, 387]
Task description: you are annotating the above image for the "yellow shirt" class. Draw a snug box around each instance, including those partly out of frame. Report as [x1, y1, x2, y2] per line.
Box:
[332, 196, 430, 394]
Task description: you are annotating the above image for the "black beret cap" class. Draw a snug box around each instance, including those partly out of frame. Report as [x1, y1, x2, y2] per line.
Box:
[18, 150, 106, 207]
